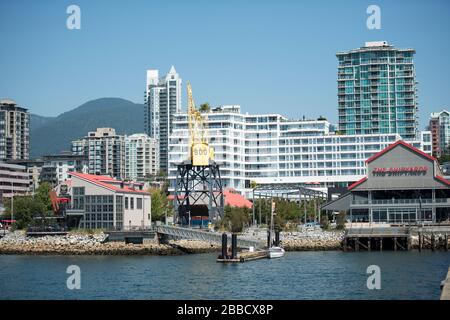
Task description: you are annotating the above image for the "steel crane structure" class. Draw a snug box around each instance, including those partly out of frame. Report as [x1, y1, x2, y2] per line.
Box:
[173, 82, 224, 227]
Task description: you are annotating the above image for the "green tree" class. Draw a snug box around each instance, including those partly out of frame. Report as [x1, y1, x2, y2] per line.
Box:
[250, 180, 258, 189]
[35, 182, 53, 211]
[4, 196, 47, 230]
[219, 205, 251, 233]
[199, 103, 211, 113]
[150, 188, 173, 222]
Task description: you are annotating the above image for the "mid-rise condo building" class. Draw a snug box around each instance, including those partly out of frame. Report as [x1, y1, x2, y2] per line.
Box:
[71, 128, 125, 179]
[168, 106, 431, 196]
[429, 110, 450, 157]
[124, 134, 159, 180]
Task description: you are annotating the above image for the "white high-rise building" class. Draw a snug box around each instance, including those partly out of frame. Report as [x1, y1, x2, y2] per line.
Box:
[144, 66, 182, 174]
[168, 106, 431, 196]
[124, 134, 159, 180]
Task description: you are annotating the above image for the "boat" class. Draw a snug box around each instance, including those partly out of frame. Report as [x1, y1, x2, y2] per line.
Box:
[268, 246, 285, 259]
[268, 201, 285, 259]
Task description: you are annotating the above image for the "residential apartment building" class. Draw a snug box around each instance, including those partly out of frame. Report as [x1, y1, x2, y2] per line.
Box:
[124, 134, 159, 180]
[40, 152, 88, 186]
[0, 162, 30, 199]
[0, 99, 30, 161]
[429, 110, 450, 157]
[168, 106, 431, 196]
[6, 159, 44, 193]
[71, 128, 125, 179]
[337, 41, 418, 140]
[144, 66, 182, 173]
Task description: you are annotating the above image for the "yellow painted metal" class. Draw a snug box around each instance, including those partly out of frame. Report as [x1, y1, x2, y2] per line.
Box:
[187, 82, 214, 166]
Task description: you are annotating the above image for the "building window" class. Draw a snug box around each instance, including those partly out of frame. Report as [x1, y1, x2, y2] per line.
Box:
[137, 198, 142, 209]
[125, 197, 129, 210]
[130, 197, 134, 210]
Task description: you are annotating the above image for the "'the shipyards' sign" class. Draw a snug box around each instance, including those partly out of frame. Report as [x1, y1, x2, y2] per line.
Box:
[372, 166, 428, 176]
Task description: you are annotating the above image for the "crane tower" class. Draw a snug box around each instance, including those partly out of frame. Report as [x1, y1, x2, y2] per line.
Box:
[173, 82, 224, 227]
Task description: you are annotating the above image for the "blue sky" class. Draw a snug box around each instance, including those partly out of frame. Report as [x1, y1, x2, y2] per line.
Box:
[0, 0, 449, 129]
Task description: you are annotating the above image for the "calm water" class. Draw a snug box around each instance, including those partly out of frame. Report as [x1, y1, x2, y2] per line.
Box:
[0, 251, 449, 300]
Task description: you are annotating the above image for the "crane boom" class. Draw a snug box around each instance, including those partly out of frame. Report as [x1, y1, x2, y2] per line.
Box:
[186, 82, 214, 166]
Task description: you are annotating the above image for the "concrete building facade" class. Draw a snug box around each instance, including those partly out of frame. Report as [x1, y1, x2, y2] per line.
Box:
[40, 152, 88, 186]
[429, 110, 450, 157]
[124, 134, 159, 180]
[168, 106, 431, 196]
[71, 128, 125, 179]
[0, 99, 30, 161]
[144, 66, 182, 173]
[0, 162, 30, 199]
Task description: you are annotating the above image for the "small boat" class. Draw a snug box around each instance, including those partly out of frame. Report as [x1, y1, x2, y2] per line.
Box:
[268, 246, 285, 259]
[267, 201, 285, 259]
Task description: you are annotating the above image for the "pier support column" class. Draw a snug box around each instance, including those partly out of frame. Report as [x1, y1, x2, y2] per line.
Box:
[380, 237, 383, 252]
[431, 233, 436, 251]
[419, 232, 422, 252]
[445, 234, 448, 251]
[368, 237, 371, 252]
[394, 237, 397, 251]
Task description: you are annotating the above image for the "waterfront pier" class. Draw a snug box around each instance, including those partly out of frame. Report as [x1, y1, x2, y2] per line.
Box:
[343, 224, 450, 251]
[343, 226, 410, 252]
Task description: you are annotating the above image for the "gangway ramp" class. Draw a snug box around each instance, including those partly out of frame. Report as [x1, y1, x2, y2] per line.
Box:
[156, 225, 263, 249]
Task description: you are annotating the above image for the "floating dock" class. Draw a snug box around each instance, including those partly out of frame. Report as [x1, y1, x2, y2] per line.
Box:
[217, 250, 268, 263]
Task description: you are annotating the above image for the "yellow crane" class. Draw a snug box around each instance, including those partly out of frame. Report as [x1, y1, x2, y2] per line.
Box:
[187, 82, 214, 166]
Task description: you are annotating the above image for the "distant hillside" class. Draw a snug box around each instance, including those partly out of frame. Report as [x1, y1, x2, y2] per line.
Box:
[30, 98, 145, 158]
[30, 114, 55, 131]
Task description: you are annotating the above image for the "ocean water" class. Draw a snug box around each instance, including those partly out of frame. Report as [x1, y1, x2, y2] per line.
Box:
[0, 251, 449, 300]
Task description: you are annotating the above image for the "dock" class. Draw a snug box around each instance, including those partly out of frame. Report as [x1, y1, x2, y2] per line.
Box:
[343, 226, 410, 251]
[343, 225, 450, 251]
[217, 250, 268, 263]
[441, 267, 450, 300]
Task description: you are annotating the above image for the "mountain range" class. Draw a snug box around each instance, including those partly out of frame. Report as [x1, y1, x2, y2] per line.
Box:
[30, 98, 145, 158]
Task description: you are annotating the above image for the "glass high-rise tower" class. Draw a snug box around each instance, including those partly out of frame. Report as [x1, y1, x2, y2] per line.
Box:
[337, 41, 418, 140]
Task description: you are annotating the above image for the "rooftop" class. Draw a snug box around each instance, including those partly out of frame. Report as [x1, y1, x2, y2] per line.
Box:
[69, 172, 149, 195]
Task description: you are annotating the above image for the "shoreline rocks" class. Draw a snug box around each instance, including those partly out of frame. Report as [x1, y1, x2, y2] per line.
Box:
[0, 230, 344, 256]
[281, 230, 344, 251]
[0, 231, 222, 256]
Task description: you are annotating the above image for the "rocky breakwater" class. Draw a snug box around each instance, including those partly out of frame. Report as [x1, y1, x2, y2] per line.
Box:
[282, 230, 344, 251]
[0, 231, 182, 256]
